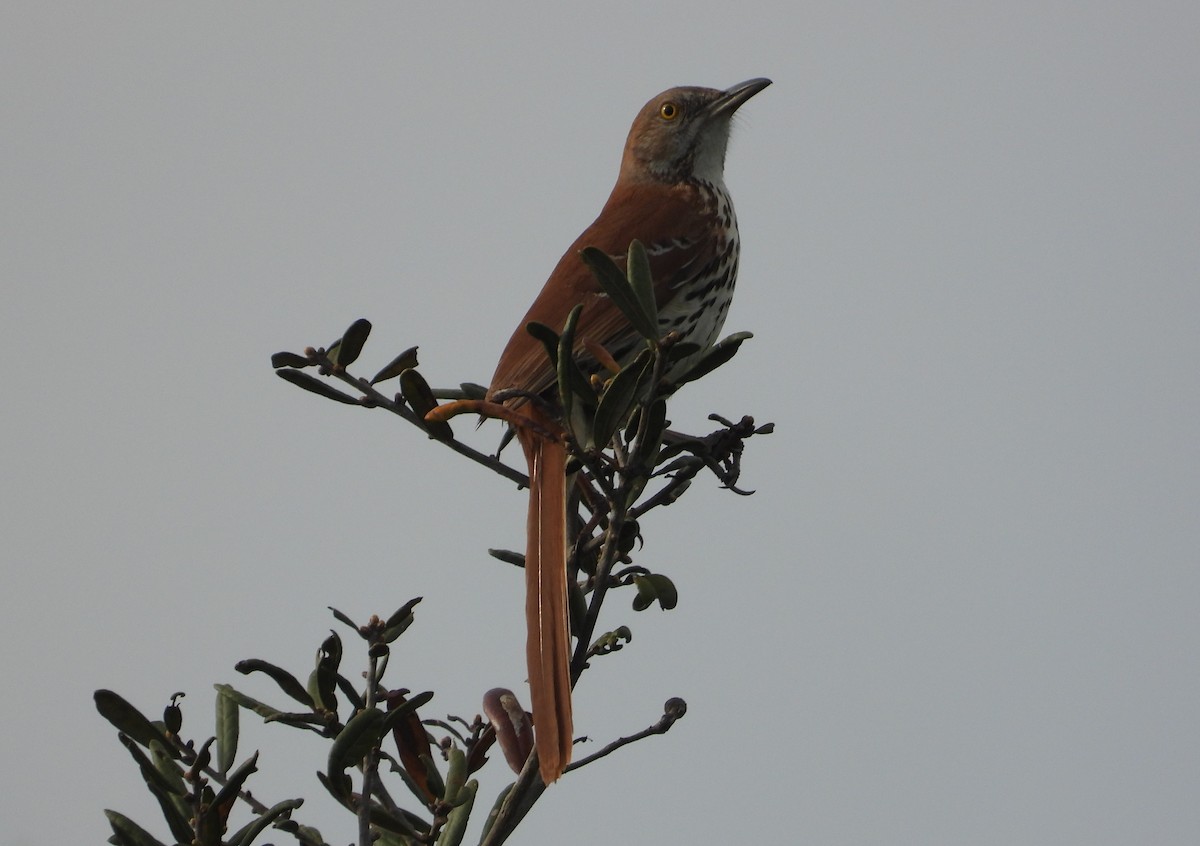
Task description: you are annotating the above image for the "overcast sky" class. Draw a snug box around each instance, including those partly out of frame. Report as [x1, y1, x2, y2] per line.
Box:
[3, 3, 1198, 845]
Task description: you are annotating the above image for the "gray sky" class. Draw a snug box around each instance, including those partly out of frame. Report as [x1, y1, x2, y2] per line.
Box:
[4, 2, 1198, 844]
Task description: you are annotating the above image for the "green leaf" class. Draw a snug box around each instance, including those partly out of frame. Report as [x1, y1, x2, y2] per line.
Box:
[592, 349, 652, 448]
[458, 381, 488, 399]
[524, 321, 560, 371]
[104, 810, 168, 846]
[336, 318, 371, 368]
[671, 331, 753, 387]
[380, 690, 435, 735]
[328, 606, 358, 630]
[271, 351, 311, 369]
[118, 733, 184, 797]
[317, 769, 353, 804]
[419, 753, 446, 802]
[275, 368, 360, 405]
[579, 247, 659, 339]
[215, 686, 240, 775]
[94, 690, 173, 752]
[632, 574, 678, 611]
[234, 659, 314, 708]
[399, 369, 453, 441]
[206, 752, 260, 827]
[487, 548, 525, 567]
[556, 304, 585, 427]
[442, 747, 467, 804]
[371, 346, 420, 385]
[290, 822, 328, 846]
[568, 578, 587, 638]
[328, 708, 386, 774]
[212, 684, 287, 722]
[632, 575, 657, 612]
[149, 784, 194, 845]
[308, 631, 342, 713]
[227, 798, 304, 846]
[648, 574, 679, 610]
[626, 240, 658, 331]
[382, 596, 422, 643]
[149, 740, 187, 795]
[630, 397, 668, 470]
[437, 779, 477, 846]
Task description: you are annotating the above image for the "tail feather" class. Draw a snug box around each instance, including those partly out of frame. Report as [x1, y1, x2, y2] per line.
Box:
[519, 414, 573, 784]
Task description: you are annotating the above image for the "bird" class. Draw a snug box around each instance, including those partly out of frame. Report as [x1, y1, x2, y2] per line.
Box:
[488, 77, 771, 784]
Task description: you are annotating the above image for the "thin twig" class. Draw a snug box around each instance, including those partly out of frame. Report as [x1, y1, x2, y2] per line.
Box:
[564, 699, 686, 773]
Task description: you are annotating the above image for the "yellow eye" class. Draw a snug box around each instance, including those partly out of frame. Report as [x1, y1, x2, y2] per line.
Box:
[659, 101, 680, 120]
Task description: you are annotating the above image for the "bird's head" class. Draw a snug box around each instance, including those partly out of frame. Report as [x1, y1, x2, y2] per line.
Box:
[620, 77, 771, 185]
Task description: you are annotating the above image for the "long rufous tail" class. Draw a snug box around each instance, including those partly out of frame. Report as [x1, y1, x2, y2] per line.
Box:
[517, 407, 573, 784]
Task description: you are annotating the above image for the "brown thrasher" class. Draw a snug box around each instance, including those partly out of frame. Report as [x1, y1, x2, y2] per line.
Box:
[488, 78, 771, 784]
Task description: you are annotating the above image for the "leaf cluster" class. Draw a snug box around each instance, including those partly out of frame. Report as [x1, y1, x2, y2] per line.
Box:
[100, 240, 772, 846]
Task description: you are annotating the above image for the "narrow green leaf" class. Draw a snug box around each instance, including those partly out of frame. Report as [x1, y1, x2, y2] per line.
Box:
[275, 368, 360, 405]
[271, 351, 311, 369]
[487, 548, 525, 567]
[419, 753, 446, 801]
[579, 247, 659, 339]
[666, 341, 702, 362]
[626, 240, 658, 331]
[212, 684, 286, 722]
[192, 737, 214, 774]
[630, 397, 669, 470]
[308, 632, 341, 714]
[149, 740, 187, 795]
[207, 752, 260, 824]
[399, 369, 453, 441]
[556, 304, 585, 427]
[382, 596, 422, 643]
[94, 690, 172, 752]
[592, 350, 652, 448]
[458, 381, 488, 399]
[234, 659, 314, 708]
[442, 747, 467, 804]
[328, 708, 386, 774]
[118, 733, 184, 797]
[671, 331, 754, 387]
[568, 579, 587, 638]
[385, 597, 423, 629]
[215, 686, 240, 774]
[227, 798, 304, 846]
[328, 606, 358, 630]
[380, 690, 435, 735]
[292, 823, 328, 846]
[317, 769, 353, 804]
[336, 318, 371, 368]
[437, 779, 477, 846]
[148, 783, 194, 845]
[104, 810, 168, 846]
[371, 346, 420, 384]
[524, 321, 560, 370]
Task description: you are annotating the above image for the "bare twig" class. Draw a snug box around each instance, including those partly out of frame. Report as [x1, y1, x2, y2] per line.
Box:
[564, 698, 687, 773]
